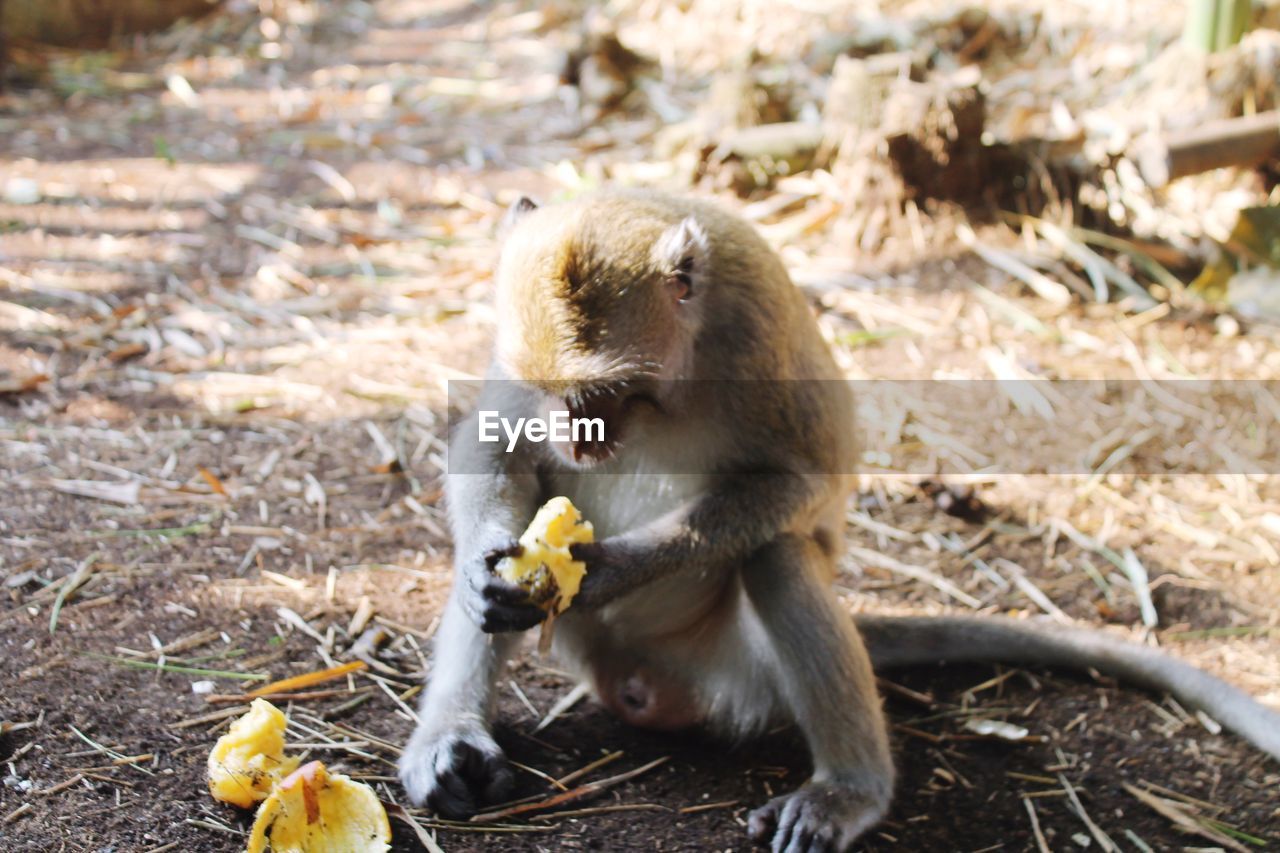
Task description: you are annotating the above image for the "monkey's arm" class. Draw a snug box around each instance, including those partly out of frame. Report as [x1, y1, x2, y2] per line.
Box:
[447, 399, 546, 633]
[572, 470, 829, 608]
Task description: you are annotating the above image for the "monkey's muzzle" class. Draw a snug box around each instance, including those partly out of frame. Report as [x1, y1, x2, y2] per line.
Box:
[564, 380, 667, 464]
[565, 390, 625, 464]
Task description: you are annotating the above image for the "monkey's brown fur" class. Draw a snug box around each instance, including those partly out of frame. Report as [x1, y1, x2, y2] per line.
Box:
[399, 189, 1280, 853]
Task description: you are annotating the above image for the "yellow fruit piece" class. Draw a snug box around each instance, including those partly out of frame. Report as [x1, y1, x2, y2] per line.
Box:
[496, 496, 594, 614]
[208, 699, 301, 809]
[247, 760, 391, 853]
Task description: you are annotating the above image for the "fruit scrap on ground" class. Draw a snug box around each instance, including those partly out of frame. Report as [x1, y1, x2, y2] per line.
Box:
[207, 700, 390, 852]
[208, 698, 300, 808]
[247, 760, 391, 853]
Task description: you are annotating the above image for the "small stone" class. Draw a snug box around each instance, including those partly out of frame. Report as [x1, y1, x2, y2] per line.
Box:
[3, 178, 41, 205]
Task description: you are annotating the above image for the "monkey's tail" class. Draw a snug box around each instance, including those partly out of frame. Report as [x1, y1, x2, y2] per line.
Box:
[854, 614, 1280, 762]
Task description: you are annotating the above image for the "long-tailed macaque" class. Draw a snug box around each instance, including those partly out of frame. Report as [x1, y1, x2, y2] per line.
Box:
[399, 189, 1280, 852]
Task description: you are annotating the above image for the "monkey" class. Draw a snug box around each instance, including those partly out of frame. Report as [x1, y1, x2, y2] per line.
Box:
[398, 189, 1280, 853]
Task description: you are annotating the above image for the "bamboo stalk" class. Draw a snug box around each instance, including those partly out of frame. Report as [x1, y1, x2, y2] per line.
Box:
[1183, 0, 1251, 52]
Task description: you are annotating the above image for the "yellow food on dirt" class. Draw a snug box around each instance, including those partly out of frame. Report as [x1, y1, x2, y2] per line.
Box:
[247, 760, 391, 853]
[496, 495, 594, 614]
[208, 699, 301, 808]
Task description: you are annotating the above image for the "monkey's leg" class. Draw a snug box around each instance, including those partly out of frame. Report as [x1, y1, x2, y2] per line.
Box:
[740, 534, 894, 853]
[398, 588, 520, 817]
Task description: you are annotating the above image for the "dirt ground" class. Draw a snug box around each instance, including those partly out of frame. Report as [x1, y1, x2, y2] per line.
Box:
[2, 0, 1279, 851]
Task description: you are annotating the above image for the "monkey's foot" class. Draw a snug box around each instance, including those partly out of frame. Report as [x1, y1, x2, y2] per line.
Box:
[747, 780, 888, 853]
[397, 722, 512, 818]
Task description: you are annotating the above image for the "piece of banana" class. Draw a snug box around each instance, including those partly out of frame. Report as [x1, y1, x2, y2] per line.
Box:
[495, 496, 594, 615]
[247, 760, 390, 853]
[207, 699, 300, 808]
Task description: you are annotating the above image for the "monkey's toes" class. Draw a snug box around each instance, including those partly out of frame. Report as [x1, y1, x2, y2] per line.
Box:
[749, 782, 887, 853]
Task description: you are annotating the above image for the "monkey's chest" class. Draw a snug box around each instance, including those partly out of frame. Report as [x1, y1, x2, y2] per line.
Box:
[546, 466, 706, 539]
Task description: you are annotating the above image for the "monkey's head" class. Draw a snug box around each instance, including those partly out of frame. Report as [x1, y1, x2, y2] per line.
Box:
[492, 194, 709, 467]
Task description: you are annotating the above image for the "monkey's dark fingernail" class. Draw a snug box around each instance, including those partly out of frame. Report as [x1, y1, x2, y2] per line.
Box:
[438, 766, 470, 798]
[790, 828, 814, 853]
[430, 775, 474, 818]
[802, 838, 829, 853]
[430, 791, 473, 820]
[482, 762, 514, 801]
[482, 580, 533, 604]
[481, 605, 543, 633]
[484, 541, 524, 568]
[749, 810, 776, 843]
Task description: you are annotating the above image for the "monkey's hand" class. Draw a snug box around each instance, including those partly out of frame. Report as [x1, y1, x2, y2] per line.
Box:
[460, 542, 545, 633]
[398, 715, 513, 818]
[567, 539, 645, 608]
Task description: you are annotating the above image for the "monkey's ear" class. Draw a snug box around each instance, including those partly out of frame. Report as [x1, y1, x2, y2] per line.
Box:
[655, 216, 708, 303]
[500, 196, 539, 234]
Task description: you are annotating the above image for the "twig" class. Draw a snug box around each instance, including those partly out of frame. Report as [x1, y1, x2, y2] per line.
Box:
[993, 558, 1070, 624]
[1022, 796, 1051, 853]
[848, 546, 981, 608]
[555, 750, 624, 787]
[471, 756, 671, 823]
[508, 679, 540, 720]
[1120, 548, 1158, 628]
[383, 803, 446, 853]
[49, 552, 100, 634]
[68, 725, 153, 776]
[510, 760, 568, 791]
[679, 800, 738, 815]
[36, 773, 86, 796]
[532, 803, 670, 821]
[958, 224, 1071, 305]
[1122, 783, 1248, 852]
[206, 687, 370, 704]
[368, 674, 420, 723]
[169, 706, 250, 730]
[534, 682, 591, 733]
[183, 817, 245, 836]
[85, 654, 266, 682]
[1059, 773, 1116, 852]
[3, 803, 33, 824]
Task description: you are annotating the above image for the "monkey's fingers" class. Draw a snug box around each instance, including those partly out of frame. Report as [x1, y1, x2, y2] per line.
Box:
[477, 586, 545, 633]
[480, 606, 543, 633]
[483, 540, 524, 570]
[428, 741, 513, 819]
[429, 771, 476, 819]
[478, 575, 537, 605]
[748, 805, 778, 847]
[461, 738, 515, 803]
[567, 540, 602, 564]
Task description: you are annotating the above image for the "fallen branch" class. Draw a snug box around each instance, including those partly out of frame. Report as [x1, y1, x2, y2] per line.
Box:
[1136, 111, 1280, 188]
